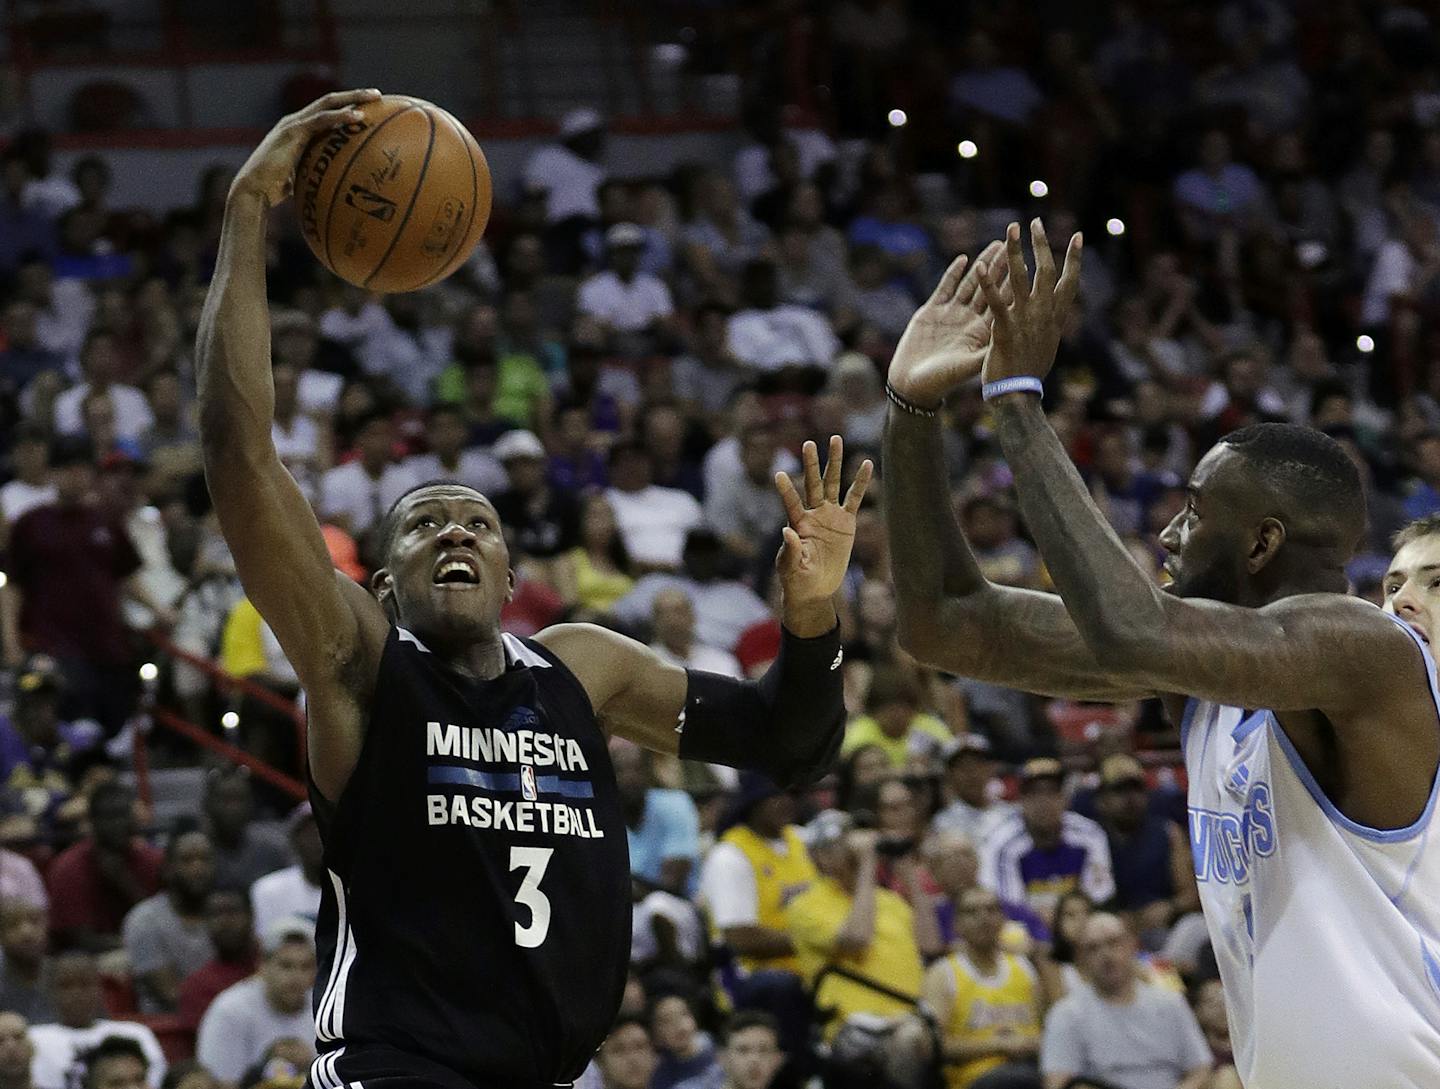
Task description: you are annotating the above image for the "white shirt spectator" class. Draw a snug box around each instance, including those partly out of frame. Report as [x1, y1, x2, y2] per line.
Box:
[980, 811, 1116, 922]
[21, 176, 81, 219]
[652, 642, 743, 678]
[726, 307, 840, 371]
[733, 129, 838, 202]
[614, 576, 771, 653]
[34, 278, 93, 366]
[196, 976, 314, 1085]
[296, 369, 344, 416]
[53, 383, 154, 440]
[1362, 238, 1419, 326]
[604, 485, 703, 569]
[704, 474, 786, 547]
[523, 145, 605, 223]
[317, 460, 420, 539]
[1040, 980, 1212, 1089]
[577, 271, 674, 333]
[0, 849, 46, 911]
[273, 415, 323, 500]
[698, 835, 803, 929]
[1, 480, 56, 526]
[30, 1020, 166, 1089]
[250, 866, 322, 940]
[701, 440, 799, 503]
[319, 303, 447, 404]
[404, 449, 508, 496]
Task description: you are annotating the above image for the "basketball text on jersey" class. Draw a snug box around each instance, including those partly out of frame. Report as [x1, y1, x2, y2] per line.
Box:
[424, 717, 606, 837]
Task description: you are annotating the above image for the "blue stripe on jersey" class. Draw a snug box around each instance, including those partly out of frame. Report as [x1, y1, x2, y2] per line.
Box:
[427, 765, 596, 798]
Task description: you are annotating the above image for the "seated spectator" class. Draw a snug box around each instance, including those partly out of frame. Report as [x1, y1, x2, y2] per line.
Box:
[1091, 755, 1199, 946]
[980, 760, 1114, 928]
[202, 769, 292, 894]
[784, 812, 923, 1039]
[681, 171, 770, 299]
[29, 952, 166, 1089]
[649, 588, 742, 677]
[1040, 915, 1212, 1089]
[491, 430, 581, 561]
[122, 828, 216, 1013]
[836, 743, 892, 813]
[825, 354, 887, 451]
[0, 424, 57, 545]
[960, 497, 1039, 589]
[546, 400, 610, 493]
[268, 363, 324, 502]
[841, 666, 952, 768]
[195, 919, 316, 1087]
[648, 992, 720, 1089]
[249, 805, 322, 939]
[0, 302, 64, 406]
[641, 403, 705, 500]
[53, 332, 153, 441]
[923, 888, 1043, 1089]
[177, 890, 259, 1031]
[81, 1036, 150, 1089]
[844, 245, 916, 342]
[1033, 891, 1092, 1004]
[0, 656, 101, 825]
[158, 1063, 215, 1089]
[593, 1014, 656, 1089]
[614, 530, 771, 651]
[553, 494, 635, 616]
[604, 442, 704, 571]
[672, 305, 745, 430]
[0, 1012, 32, 1089]
[0, 900, 55, 1022]
[932, 736, 1016, 849]
[1088, 428, 1177, 539]
[46, 781, 162, 953]
[703, 423, 786, 562]
[316, 411, 419, 545]
[577, 223, 676, 349]
[1190, 979, 1236, 1077]
[1171, 129, 1268, 243]
[925, 832, 1040, 953]
[611, 738, 701, 896]
[139, 370, 200, 483]
[725, 259, 840, 373]
[673, 1011, 784, 1089]
[403, 404, 508, 498]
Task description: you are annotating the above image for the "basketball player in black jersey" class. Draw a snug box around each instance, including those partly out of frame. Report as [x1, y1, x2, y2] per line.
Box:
[196, 90, 873, 1089]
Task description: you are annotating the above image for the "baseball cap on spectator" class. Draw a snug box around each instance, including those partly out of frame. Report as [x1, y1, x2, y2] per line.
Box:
[719, 770, 783, 834]
[261, 914, 315, 955]
[493, 430, 546, 463]
[50, 435, 95, 467]
[605, 222, 645, 250]
[943, 734, 995, 766]
[322, 524, 367, 583]
[15, 654, 64, 698]
[1097, 753, 1146, 791]
[1018, 757, 1065, 791]
[558, 108, 603, 139]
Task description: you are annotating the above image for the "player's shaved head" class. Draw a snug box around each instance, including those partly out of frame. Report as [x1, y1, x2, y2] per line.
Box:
[1219, 424, 1365, 554]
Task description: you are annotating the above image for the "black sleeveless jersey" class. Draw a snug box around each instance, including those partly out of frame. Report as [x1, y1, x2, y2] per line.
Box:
[307, 626, 631, 1088]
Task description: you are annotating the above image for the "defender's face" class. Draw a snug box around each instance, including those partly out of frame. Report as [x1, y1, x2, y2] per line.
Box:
[379, 487, 513, 640]
[1383, 534, 1440, 647]
[1158, 445, 1249, 603]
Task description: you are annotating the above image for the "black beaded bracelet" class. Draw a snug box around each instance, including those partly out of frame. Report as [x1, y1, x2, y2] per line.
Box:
[885, 382, 940, 418]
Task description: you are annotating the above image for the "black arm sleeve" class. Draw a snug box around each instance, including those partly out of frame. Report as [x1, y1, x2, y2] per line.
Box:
[677, 623, 846, 787]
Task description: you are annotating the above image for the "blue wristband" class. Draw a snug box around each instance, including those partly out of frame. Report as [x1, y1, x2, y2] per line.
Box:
[982, 376, 1045, 402]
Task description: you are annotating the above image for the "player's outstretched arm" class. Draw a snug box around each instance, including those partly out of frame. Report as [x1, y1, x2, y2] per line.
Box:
[978, 220, 1426, 715]
[538, 437, 870, 785]
[197, 90, 390, 797]
[884, 244, 1153, 702]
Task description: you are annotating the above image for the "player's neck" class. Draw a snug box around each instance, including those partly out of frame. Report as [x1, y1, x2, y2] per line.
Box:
[1249, 552, 1349, 606]
[431, 634, 508, 682]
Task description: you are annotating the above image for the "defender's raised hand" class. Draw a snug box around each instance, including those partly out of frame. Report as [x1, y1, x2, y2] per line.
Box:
[230, 89, 382, 207]
[977, 219, 1083, 389]
[773, 436, 874, 607]
[886, 239, 1009, 409]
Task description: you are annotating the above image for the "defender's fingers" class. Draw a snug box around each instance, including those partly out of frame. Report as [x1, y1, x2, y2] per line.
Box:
[774, 471, 806, 525]
[802, 440, 825, 507]
[822, 435, 844, 503]
[843, 459, 876, 514]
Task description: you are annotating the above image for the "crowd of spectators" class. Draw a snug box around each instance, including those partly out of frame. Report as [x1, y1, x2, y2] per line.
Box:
[4, 1, 1440, 1087]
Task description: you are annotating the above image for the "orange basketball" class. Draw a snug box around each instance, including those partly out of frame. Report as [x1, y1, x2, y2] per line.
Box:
[293, 94, 491, 294]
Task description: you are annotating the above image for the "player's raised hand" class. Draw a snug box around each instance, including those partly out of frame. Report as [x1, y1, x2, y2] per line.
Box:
[977, 219, 1082, 389]
[886, 239, 1009, 409]
[230, 89, 383, 207]
[773, 436, 873, 605]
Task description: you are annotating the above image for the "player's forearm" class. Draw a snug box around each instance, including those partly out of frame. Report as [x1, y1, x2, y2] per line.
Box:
[991, 394, 1167, 658]
[197, 192, 278, 454]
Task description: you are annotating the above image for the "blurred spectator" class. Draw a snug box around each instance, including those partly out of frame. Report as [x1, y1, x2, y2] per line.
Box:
[54, 332, 154, 442]
[932, 736, 1016, 848]
[0, 901, 54, 1021]
[249, 805, 321, 939]
[604, 441, 704, 571]
[122, 829, 216, 1013]
[553, 494, 634, 616]
[0, 425, 56, 541]
[403, 404, 507, 498]
[959, 497, 1039, 589]
[0, 655, 101, 819]
[672, 1012, 783, 1089]
[703, 423, 786, 562]
[46, 781, 161, 953]
[1040, 914, 1211, 1089]
[925, 832, 1041, 954]
[641, 403, 704, 499]
[1190, 979, 1234, 1073]
[681, 172, 770, 300]
[650, 588, 741, 676]
[522, 109, 607, 272]
[841, 666, 952, 769]
[195, 918, 315, 1087]
[1171, 130, 1268, 243]
[316, 412, 419, 544]
[0, 150, 56, 275]
[611, 738, 701, 897]
[0, 1012, 32, 1089]
[980, 760, 1114, 927]
[614, 530, 770, 652]
[29, 952, 166, 1089]
[785, 812, 923, 1037]
[12, 132, 80, 219]
[726, 260, 840, 373]
[201, 769, 292, 894]
[177, 890, 259, 1032]
[14, 258, 91, 367]
[824, 354, 887, 451]
[0, 302, 64, 406]
[949, 31, 1044, 126]
[1033, 890, 1093, 1004]
[491, 430, 581, 560]
[593, 1013, 655, 1089]
[922, 887, 1043, 1089]
[648, 992, 720, 1089]
[578, 224, 676, 346]
[268, 363, 324, 502]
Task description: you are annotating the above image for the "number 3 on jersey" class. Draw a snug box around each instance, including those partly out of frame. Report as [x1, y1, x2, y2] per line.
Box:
[510, 846, 554, 947]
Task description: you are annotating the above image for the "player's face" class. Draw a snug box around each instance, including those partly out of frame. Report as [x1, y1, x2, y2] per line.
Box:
[722, 1027, 783, 1089]
[1383, 534, 1440, 647]
[1159, 445, 1250, 603]
[379, 487, 513, 642]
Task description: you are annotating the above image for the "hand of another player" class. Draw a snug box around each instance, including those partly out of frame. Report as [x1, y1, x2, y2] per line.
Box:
[886, 240, 1007, 408]
[230, 88, 383, 208]
[978, 219, 1083, 389]
[773, 436, 873, 608]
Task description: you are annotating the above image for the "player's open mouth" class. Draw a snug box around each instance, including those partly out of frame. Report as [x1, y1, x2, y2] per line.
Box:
[433, 557, 480, 586]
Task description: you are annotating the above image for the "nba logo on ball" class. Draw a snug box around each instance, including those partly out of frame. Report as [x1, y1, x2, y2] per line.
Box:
[521, 766, 537, 801]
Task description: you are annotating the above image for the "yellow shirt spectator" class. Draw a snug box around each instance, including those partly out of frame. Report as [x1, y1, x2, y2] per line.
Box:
[842, 713, 952, 768]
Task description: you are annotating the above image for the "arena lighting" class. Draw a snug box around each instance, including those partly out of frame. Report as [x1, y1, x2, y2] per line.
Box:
[957, 140, 978, 159]
[1029, 179, 1049, 198]
[221, 711, 240, 730]
[887, 108, 908, 127]
[1357, 334, 1376, 353]
[138, 662, 159, 682]
[1106, 217, 1126, 236]
[0, 571, 6, 590]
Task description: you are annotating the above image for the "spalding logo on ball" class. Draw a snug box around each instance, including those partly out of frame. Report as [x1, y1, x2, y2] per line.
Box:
[294, 94, 492, 294]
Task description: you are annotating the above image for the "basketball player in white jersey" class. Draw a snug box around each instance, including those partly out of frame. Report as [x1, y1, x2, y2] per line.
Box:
[883, 223, 1440, 1088]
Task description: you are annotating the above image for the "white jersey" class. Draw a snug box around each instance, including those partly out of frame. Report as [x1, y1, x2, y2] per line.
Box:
[1184, 615, 1440, 1088]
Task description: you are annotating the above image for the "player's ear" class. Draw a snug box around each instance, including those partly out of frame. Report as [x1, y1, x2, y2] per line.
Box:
[505, 567, 516, 604]
[1247, 517, 1286, 573]
[371, 567, 396, 618]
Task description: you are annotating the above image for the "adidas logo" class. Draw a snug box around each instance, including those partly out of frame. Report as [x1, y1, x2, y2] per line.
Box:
[830, 649, 843, 671]
[674, 708, 686, 734]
